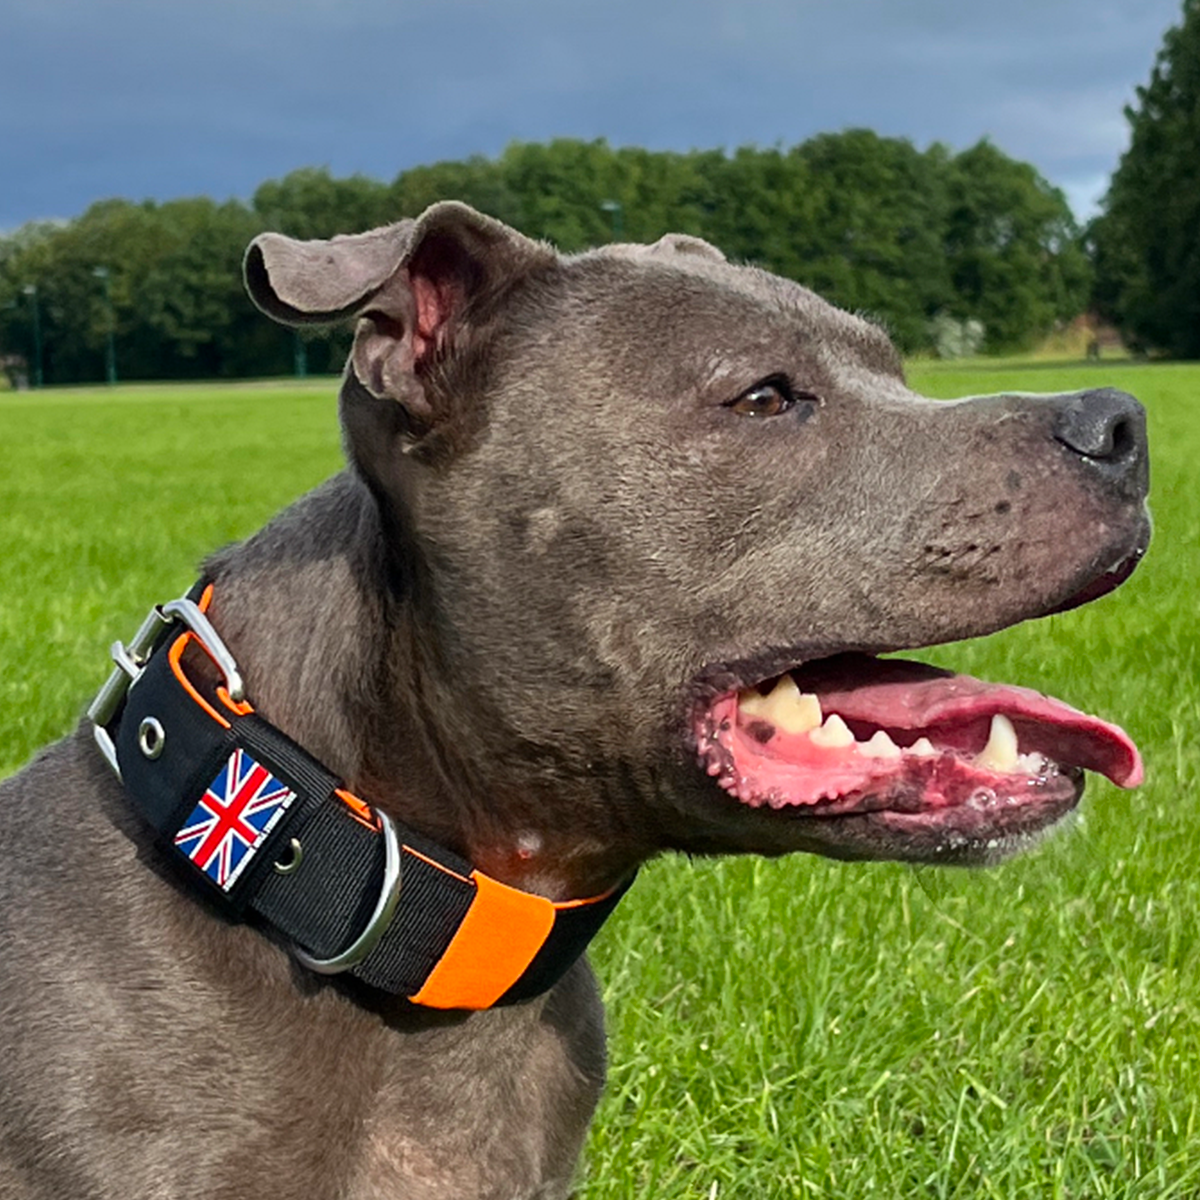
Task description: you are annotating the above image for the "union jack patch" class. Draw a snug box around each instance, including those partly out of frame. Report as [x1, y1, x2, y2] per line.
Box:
[174, 748, 297, 891]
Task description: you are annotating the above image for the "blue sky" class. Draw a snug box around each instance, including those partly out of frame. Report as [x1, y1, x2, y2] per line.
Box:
[1, 0, 1184, 232]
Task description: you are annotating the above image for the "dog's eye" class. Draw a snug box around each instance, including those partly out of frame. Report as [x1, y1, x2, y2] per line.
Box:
[726, 376, 816, 418]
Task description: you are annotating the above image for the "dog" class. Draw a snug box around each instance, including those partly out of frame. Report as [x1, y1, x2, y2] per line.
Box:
[0, 203, 1148, 1199]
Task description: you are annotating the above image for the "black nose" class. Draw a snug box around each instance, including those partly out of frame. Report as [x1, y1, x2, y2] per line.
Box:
[1054, 388, 1147, 489]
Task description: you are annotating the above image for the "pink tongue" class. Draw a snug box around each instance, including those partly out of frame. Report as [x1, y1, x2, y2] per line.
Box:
[792, 655, 1143, 788]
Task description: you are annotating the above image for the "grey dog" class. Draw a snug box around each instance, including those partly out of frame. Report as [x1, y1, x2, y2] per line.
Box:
[0, 203, 1148, 1198]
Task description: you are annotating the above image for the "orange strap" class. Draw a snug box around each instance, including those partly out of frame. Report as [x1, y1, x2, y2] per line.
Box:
[410, 871, 557, 1009]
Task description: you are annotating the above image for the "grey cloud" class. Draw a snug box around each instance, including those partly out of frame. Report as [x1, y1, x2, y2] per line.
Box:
[0, 0, 1184, 230]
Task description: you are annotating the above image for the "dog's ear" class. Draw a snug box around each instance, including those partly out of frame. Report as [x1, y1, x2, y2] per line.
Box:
[244, 202, 553, 431]
[244, 221, 413, 326]
[647, 233, 726, 262]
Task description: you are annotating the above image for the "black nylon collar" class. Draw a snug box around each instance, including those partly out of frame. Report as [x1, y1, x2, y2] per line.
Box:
[88, 583, 632, 1009]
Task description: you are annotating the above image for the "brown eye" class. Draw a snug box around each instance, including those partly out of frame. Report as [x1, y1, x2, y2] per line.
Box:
[727, 377, 797, 418]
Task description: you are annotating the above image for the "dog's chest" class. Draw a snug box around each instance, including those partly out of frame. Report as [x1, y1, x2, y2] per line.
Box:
[0, 740, 606, 1200]
[337, 989, 606, 1200]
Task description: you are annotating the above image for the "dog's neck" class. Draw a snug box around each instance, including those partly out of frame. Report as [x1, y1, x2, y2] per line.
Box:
[203, 472, 638, 904]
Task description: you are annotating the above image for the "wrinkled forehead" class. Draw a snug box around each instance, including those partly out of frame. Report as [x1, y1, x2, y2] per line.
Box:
[567, 243, 904, 382]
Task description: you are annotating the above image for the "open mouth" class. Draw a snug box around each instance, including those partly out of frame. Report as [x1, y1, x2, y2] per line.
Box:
[694, 652, 1142, 856]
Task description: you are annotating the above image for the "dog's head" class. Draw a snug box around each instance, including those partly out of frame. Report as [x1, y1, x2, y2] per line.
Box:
[245, 203, 1148, 890]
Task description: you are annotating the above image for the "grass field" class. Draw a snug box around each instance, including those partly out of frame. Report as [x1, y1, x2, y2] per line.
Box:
[2, 363, 1198, 1197]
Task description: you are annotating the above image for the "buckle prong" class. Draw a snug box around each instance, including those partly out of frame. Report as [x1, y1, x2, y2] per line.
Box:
[109, 640, 144, 682]
[88, 606, 174, 778]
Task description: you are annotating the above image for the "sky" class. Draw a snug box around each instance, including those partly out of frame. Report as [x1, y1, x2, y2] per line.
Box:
[0, 0, 1185, 233]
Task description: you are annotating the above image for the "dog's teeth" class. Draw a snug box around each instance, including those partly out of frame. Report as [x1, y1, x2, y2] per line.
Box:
[975, 714, 1019, 773]
[860, 730, 902, 759]
[909, 737, 937, 757]
[737, 686, 773, 720]
[810, 713, 855, 748]
[739, 676, 822, 735]
[776, 689, 823, 735]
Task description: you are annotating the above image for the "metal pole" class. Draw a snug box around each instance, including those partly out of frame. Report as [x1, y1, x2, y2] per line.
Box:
[294, 329, 308, 378]
[599, 199, 624, 241]
[22, 285, 42, 388]
[93, 267, 117, 385]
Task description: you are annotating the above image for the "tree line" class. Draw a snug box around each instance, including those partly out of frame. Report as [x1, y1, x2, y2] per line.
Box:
[1089, 0, 1200, 358]
[0, 132, 1092, 385]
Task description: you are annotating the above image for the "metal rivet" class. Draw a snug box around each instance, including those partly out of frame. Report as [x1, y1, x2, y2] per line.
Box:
[274, 838, 303, 875]
[137, 717, 165, 760]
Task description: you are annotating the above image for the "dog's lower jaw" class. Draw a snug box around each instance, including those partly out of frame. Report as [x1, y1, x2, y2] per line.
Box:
[678, 644, 1138, 865]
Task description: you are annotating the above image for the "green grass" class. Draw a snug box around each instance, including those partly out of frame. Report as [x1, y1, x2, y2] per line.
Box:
[2, 365, 1198, 1196]
[0, 379, 344, 766]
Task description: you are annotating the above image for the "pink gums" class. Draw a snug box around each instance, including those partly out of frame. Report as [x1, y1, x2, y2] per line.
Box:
[696, 658, 1142, 812]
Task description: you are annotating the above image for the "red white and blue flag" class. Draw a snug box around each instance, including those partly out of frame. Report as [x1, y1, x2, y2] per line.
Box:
[174, 749, 297, 891]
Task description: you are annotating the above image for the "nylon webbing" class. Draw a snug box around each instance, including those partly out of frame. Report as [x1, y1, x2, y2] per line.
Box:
[96, 590, 631, 1008]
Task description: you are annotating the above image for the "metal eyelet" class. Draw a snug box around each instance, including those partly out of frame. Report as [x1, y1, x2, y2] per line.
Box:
[273, 838, 304, 875]
[137, 717, 166, 760]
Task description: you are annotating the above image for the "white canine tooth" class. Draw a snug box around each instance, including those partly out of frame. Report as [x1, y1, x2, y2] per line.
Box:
[975, 713, 1019, 773]
[810, 713, 855, 748]
[739, 676, 823, 735]
[860, 730, 902, 759]
[910, 737, 937, 757]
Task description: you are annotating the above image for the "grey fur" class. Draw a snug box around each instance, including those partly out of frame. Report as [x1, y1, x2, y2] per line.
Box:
[0, 203, 1148, 1198]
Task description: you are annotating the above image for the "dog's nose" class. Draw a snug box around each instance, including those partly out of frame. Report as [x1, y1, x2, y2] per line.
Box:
[1053, 388, 1148, 491]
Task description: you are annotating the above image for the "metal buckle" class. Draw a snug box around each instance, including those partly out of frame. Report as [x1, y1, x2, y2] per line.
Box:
[293, 811, 403, 975]
[88, 593, 246, 779]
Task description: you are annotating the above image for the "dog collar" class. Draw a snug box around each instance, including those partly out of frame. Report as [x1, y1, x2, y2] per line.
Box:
[88, 582, 632, 1010]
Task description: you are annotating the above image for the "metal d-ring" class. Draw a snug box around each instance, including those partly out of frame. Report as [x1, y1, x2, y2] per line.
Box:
[292, 812, 402, 975]
[159, 598, 246, 703]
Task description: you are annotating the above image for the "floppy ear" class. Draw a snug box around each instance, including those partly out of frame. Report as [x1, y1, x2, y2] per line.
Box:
[244, 202, 553, 433]
[244, 221, 412, 325]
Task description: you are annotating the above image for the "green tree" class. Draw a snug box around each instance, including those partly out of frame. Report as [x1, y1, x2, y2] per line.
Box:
[943, 140, 1089, 352]
[0, 198, 292, 384]
[1091, 0, 1200, 356]
[696, 145, 815, 278]
[0, 136, 1096, 382]
[253, 167, 393, 238]
[0, 202, 161, 384]
[135, 198, 276, 377]
[495, 138, 628, 249]
[789, 131, 955, 351]
[0, 222, 60, 384]
[391, 155, 522, 226]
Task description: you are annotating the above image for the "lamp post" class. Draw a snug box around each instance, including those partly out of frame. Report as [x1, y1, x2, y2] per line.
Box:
[599, 199, 624, 241]
[92, 267, 117, 385]
[21, 284, 42, 388]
